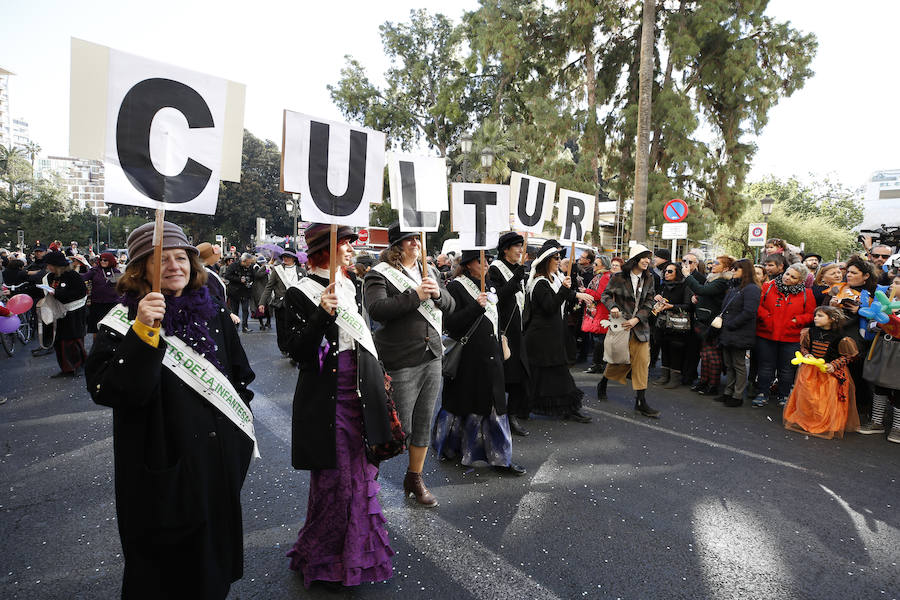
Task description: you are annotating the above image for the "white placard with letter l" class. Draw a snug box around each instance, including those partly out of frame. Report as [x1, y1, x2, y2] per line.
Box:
[748, 222, 768, 247]
[556, 189, 595, 243]
[281, 111, 385, 227]
[508, 171, 556, 233]
[661, 222, 688, 240]
[387, 153, 445, 232]
[450, 183, 510, 250]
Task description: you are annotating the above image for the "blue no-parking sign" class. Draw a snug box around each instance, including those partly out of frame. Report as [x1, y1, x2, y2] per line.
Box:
[663, 199, 688, 223]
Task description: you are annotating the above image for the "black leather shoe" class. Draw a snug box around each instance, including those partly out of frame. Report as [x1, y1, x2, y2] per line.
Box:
[690, 382, 707, 393]
[32, 347, 53, 357]
[698, 386, 718, 396]
[713, 393, 729, 402]
[509, 416, 529, 437]
[494, 463, 527, 475]
[564, 409, 592, 424]
[583, 365, 603, 374]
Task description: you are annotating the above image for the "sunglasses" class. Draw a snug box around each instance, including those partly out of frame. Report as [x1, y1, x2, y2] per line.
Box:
[870, 253, 891, 259]
[682, 259, 696, 264]
[664, 269, 676, 274]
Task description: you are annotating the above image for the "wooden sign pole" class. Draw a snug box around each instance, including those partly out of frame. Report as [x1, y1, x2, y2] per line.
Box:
[150, 208, 165, 327]
[480, 250, 486, 293]
[567, 242, 576, 278]
[328, 224, 338, 284]
[420, 232, 428, 278]
[521, 232, 528, 265]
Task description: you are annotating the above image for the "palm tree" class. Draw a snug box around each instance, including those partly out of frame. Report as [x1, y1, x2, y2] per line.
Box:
[0, 144, 26, 201]
[24, 141, 41, 183]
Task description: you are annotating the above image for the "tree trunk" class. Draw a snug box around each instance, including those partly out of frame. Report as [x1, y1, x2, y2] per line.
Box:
[585, 43, 601, 244]
[632, 0, 655, 245]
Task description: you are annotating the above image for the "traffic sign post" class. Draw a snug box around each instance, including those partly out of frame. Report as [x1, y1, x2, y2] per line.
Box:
[661, 222, 688, 263]
[354, 228, 369, 246]
[748, 223, 767, 247]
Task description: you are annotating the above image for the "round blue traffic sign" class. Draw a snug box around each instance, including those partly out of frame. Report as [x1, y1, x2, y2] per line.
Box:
[663, 198, 688, 223]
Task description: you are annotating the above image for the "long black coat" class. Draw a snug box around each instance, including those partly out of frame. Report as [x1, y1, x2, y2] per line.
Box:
[488, 259, 530, 385]
[48, 270, 87, 340]
[718, 281, 762, 349]
[85, 301, 255, 600]
[284, 272, 393, 470]
[442, 275, 507, 416]
[524, 277, 576, 367]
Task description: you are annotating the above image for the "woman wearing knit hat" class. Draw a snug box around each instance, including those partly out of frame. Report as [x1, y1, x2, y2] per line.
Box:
[85, 221, 256, 599]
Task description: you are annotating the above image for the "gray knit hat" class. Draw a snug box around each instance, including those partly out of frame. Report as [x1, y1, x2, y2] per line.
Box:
[126, 221, 197, 263]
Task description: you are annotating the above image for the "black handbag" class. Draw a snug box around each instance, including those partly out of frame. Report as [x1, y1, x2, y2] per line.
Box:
[365, 374, 407, 465]
[863, 333, 900, 389]
[663, 308, 691, 331]
[442, 314, 483, 379]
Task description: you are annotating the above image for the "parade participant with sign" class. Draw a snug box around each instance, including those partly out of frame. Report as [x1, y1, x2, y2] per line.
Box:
[433, 250, 526, 474]
[85, 221, 257, 600]
[364, 222, 455, 507]
[525, 240, 594, 423]
[43, 251, 89, 377]
[599, 244, 660, 418]
[488, 232, 532, 436]
[259, 248, 305, 358]
[284, 223, 395, 588]
[82, 252, 121, 340]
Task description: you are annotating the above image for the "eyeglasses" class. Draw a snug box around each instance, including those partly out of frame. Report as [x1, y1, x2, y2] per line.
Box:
[870, 253, 891, 259]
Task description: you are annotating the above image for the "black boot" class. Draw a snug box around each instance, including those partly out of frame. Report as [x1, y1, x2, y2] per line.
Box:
[596, 377, 608, 401]
[634, 389, 660, 418]
[564, 408, 592, 423]
[509, 415, 529, 437]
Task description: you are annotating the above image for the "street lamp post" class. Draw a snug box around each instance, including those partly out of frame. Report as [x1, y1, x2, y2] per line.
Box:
[287, 194, 300, 251]
[460, 133, 473, 183]
[760, 194, 775, 222]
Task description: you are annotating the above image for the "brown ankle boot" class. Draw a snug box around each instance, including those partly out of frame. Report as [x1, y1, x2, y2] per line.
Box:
[403, 470, 438, 507]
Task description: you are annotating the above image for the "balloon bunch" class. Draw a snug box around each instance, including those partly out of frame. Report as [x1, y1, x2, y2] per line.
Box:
[0, 294, 33, 334]
[858, 290, 900, 325]
[790, 351, 828, 373]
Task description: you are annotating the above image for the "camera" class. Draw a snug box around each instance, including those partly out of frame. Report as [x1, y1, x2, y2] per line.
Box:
[859, 225, 900, 250]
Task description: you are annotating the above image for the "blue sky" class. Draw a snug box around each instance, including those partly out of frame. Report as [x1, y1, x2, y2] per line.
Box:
[2, 0, 896, 189]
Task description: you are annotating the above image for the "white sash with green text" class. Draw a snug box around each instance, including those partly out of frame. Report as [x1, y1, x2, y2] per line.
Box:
[99, 305, 260, 458]
[491, 260, 525, 318]
[457, 275, 499, 337]
[371, 262, 443, 334]
[294, 277, 379, 358]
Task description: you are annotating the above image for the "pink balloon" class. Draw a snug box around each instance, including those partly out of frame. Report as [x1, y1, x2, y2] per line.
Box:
[6, 294, 33, 315]
[0, 315, 20, 334]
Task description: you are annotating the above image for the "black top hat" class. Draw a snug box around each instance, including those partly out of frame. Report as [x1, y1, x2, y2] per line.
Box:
[387, 222, 420, 247]
[497, 232, 525, 252]
[803, 252, 822, 262]
[305, 223, 358, 256]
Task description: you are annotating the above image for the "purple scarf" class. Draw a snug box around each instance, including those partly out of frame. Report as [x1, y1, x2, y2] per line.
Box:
[123, 286, 224, 371]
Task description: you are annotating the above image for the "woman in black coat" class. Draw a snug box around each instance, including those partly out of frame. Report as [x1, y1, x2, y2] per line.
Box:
[524, 240, 594, 422]
[43, 251, 88, 377]
[283, 223, 394, 588]
[651, 262, 692, 388]
[717, 259, 762, 406]
[85, 222, 256, 600]
[432, 250, 525, 474]
[683, 255, 734, 396]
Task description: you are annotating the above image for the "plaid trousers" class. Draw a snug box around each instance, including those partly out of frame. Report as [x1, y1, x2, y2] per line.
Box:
[699, 337, 723, 387]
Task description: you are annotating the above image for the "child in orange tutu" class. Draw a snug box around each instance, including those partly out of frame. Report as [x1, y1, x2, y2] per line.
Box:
[783, 306, 860, 439]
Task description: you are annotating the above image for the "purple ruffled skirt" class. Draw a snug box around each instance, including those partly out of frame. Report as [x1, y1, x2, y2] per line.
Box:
[287, 350, 394, 587]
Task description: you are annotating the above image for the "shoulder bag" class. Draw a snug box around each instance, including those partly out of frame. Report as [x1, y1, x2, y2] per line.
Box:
[442, 314, 484, 379]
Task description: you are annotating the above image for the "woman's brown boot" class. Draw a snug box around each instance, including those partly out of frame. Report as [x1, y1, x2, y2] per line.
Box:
[403, 470, 438, 507]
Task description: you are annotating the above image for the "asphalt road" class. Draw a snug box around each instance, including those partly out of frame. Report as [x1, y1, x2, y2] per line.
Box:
[1, 328, 898, 600]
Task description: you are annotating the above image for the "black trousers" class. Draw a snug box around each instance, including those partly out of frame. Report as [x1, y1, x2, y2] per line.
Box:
[229, 296, 251, 328]
[274, 305, 290, 353]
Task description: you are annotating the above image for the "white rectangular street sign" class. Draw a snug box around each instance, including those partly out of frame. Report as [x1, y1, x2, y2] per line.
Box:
[661, 222, 688, 240]
[748, 222, 768, 247]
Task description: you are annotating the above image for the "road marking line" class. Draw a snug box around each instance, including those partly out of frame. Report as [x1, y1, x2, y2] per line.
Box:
[251, 392, 562, 600]
[583, 406, 820, 475]
[16, 437, 112, 478]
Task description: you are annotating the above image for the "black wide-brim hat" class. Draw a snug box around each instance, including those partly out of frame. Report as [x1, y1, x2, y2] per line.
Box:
[388, 222, 420, 247]
[305, 223, 358, 256]
[43, 251, 70, 267]
[531, 239, 564, 272]
[497, 231, 525, 252]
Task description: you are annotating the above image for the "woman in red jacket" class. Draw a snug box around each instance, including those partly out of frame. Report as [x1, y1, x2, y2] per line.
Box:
[753, 262, 816, 408]
[581, 256, 612, 375]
